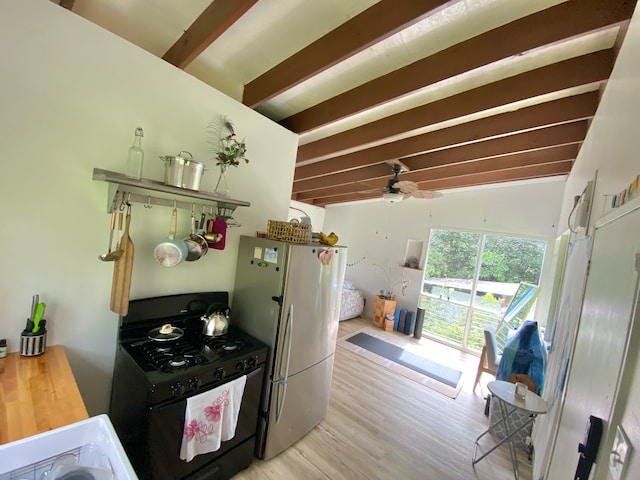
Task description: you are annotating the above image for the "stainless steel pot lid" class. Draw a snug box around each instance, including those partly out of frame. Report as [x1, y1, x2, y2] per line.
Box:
[148, 324, 184, 341]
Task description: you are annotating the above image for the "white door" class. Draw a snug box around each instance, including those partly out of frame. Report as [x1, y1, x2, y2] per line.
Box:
[546, 206, 640, 478]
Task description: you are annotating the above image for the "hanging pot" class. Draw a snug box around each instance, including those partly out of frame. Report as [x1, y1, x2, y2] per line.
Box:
[159, 151, 206, 190]
[184, 212, 208, 261]
[131, 324, 184, 346]
[201, 304, 230, 337]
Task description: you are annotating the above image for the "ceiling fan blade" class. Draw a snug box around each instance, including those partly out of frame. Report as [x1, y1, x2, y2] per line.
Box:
[395, 180, 418, 193]
[356, 181, 383, 194]
[411, 190, 443, 199]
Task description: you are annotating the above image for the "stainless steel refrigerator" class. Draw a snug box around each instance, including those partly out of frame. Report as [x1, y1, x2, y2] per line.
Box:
[231, 235, 347, 460]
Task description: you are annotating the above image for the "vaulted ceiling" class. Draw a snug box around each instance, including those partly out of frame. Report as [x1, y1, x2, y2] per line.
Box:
[60, 0, 637, 206]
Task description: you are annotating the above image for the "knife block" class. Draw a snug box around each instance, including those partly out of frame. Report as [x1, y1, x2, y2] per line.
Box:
[20, 326, 47, 356]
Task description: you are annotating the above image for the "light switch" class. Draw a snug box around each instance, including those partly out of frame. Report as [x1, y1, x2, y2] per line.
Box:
[609, 425, 631, 480]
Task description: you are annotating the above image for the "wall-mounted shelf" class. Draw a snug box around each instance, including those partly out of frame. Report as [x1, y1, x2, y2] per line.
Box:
[403, 239, 425, 269]
[92, 168, 251, 216]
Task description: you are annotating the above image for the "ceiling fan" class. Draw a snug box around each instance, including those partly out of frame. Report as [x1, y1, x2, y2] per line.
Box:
[380, 164, 443, 203]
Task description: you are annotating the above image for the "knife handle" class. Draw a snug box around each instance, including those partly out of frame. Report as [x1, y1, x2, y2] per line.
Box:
[30, 294, 39, 319]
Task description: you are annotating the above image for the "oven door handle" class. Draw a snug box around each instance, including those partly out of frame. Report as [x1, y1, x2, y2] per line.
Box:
[275, 303, 294, 424]
[246, 365, 263, 380]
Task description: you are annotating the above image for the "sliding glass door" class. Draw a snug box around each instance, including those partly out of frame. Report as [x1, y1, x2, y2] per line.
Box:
[419, 229, 545, 351]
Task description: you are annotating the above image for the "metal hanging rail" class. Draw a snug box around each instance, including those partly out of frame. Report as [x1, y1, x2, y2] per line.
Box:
[93, 168, 250, 216]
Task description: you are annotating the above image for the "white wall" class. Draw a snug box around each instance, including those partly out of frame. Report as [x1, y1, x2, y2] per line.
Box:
[323, 179, 565, 328]
[288, 199, 325, 232]
[0, 0, 298, 414]
[543, 6, 640, 479]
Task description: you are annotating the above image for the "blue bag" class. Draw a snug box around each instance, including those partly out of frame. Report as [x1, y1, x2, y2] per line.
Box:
[496, 320, 545, 394]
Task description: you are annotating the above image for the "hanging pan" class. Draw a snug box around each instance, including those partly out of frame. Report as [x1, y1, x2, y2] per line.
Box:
[154, 206, 188, 267]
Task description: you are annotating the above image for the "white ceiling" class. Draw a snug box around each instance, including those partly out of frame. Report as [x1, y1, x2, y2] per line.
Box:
[58, 0, 636, 206]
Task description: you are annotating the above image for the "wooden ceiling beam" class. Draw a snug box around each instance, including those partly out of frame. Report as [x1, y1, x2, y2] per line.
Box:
[282, 0, 636, 133]
[242, 0, 449, 107]
[310, 161, 573, 206]
[294, 163, 392, 195]
[400, 122, 585, 173]
[294, 91, 597, 179]
[413, 161, 574, 191]
[295, 144, 578, 201]
[297, 49, 613, 161]
[293, 121, 586, 193]
[162, 0, 258, 69]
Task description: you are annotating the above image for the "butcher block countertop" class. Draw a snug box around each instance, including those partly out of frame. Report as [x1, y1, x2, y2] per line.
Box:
[0, 345, 88, 445]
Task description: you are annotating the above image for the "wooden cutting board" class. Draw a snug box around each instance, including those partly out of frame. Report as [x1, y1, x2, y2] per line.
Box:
[110, 211, 134, 316]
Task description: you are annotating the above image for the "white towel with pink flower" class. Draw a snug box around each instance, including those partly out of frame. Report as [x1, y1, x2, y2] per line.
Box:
[180, 375, 247, 462]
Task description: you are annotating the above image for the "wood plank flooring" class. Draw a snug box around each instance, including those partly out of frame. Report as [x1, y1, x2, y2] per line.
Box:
[233, 317, 533, 480]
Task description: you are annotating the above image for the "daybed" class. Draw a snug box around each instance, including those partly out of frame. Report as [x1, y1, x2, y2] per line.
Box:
[339, 281, 365, 321]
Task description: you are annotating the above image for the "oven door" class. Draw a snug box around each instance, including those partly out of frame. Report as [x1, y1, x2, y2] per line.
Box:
[145, 366, 264, 480]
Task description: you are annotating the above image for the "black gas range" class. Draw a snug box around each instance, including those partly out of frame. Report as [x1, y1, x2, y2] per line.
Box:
[109, 292, 268, 480]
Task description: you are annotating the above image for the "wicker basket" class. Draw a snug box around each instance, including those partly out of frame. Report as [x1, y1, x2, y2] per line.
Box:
[267, 220, 311, 244]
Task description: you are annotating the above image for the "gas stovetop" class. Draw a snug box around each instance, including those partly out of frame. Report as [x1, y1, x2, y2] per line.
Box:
[116, 292, 268, 403]
[122, 325, 265, 375]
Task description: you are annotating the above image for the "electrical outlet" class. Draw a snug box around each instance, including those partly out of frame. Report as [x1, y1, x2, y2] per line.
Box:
[609, 425, 631, 480]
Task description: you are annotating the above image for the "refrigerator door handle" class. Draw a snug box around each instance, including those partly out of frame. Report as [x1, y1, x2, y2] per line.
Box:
[275, 303, 294, 424]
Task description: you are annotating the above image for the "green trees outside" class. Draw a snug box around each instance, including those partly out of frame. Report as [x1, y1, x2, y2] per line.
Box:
[425, 230, 545, 285]
[480, 235, 545, 284]
[420, 229, 546, 350]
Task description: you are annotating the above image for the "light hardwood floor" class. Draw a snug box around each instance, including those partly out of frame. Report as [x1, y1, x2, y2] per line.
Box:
[234, 317, 533, 480]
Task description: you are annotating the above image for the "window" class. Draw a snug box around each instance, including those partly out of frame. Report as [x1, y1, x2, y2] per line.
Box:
[419, 229, 545, 351]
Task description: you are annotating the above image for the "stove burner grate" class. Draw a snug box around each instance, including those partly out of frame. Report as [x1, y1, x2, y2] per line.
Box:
[204, 336, 247, 353]
[136, 339, 208, 373]
[169, 356, 188, 367]
[125, 326, 259, 374]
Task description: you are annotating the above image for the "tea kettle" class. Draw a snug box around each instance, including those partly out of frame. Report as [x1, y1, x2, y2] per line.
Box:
[201, 304, 230, 337]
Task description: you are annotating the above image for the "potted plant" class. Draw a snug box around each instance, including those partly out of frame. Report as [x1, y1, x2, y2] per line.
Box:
[374, 263, 410, 299]
[372, 263, 410, 328]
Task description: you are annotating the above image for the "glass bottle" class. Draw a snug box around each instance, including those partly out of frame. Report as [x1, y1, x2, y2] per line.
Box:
[125, 127, 144, 179]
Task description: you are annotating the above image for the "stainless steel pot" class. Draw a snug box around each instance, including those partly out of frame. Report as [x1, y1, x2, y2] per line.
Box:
[159, 151, 206, 190]
[201, 304, 230, 337]
[184, 212, 208, 262]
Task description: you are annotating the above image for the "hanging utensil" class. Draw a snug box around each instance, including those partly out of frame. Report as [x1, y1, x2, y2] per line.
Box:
[115, 209, 124, 249]
[99, 211, 122, 261]
[108, 209, 125, 261]
[184, 209, 207, 261]
[110, 204, 135, 316]
[199, 205, 207, 231]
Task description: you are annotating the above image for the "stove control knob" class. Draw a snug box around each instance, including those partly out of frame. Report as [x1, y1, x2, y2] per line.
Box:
[247, 357, 257, 369]
[236, 360, 246, 373]
[189, 376, 202, 390]
[213, 368, 225, 381]
[171, 382, 185, 398]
